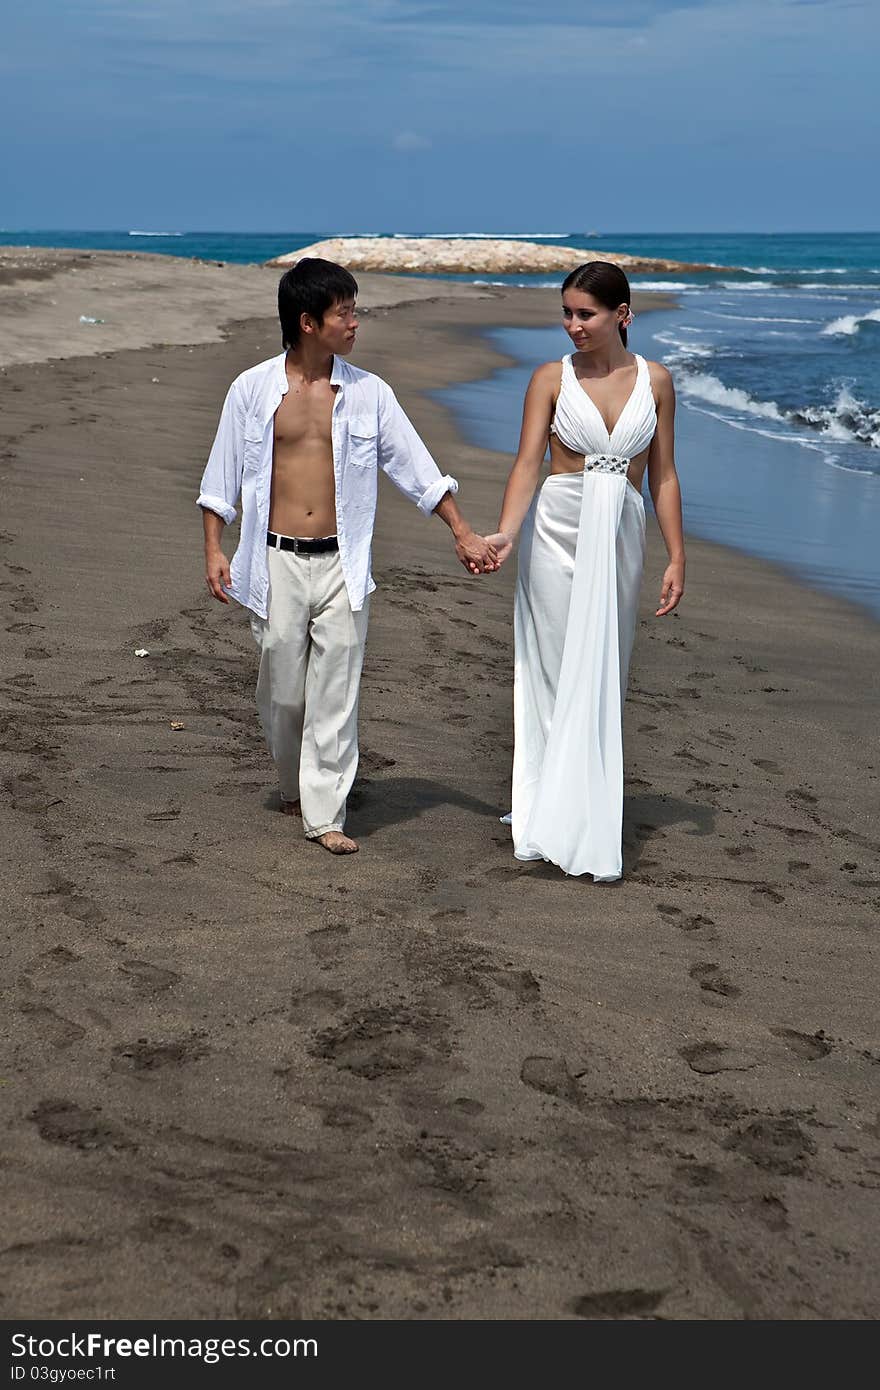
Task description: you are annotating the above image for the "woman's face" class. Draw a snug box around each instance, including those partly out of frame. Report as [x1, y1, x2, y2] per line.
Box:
[562, 288, 623, 351]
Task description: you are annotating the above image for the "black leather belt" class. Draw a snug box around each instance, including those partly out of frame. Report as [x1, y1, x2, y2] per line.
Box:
[267, 532, 339, 554]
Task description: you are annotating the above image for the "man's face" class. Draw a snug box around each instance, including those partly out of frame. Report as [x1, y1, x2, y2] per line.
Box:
[308, 296, 359, 355]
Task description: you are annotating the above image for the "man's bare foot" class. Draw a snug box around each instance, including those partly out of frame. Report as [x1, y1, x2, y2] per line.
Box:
[280, 798, 301, 817]
[314, 830, 359, 855]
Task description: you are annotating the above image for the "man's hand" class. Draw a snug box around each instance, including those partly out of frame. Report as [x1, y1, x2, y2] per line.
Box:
[205, 548, 231, 603]
[483, 532, 514, 569]
[454, 528, 498, 575]
[656, 560, 685, 616]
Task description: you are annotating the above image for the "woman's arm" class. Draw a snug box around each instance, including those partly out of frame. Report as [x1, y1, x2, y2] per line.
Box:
[646, 364, 686, 616]
[485, 363, 558, 565]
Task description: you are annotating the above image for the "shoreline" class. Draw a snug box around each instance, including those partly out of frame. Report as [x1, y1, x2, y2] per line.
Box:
[429, 315, 880, 629]
[359, 287, 880, 631]
[1, 243, 871, 625]
[2, 268, 878, 1319]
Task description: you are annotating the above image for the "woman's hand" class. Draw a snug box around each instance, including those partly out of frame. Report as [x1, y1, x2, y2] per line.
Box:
[656, 560, 685, 616]
[454, 528, 498, 575]
[483, 532, 514, 568]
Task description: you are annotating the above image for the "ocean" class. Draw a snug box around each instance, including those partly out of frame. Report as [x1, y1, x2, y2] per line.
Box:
[4, 229, 879, 613]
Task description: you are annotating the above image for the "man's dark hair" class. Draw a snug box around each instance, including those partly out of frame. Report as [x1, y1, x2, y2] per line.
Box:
[278, 258, 359, 348]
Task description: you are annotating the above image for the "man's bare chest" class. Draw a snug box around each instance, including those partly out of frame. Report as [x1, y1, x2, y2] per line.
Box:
[273, 387, 335, 450]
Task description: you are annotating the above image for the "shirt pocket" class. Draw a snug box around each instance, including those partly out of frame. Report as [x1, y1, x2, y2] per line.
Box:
[348, 419, 378, 468]
[243, 414, 266, 471]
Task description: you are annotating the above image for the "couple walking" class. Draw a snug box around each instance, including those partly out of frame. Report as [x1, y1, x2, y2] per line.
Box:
[198, 257, 684, 881]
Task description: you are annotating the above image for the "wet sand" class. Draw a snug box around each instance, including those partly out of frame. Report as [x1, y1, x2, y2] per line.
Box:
[1, 259, 878, 1320]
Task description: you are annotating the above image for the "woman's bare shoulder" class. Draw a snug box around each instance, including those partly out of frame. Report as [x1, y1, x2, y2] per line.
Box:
[644, 358, 675, 400]
[529, 359, 565, 389]
[644, 358, 673, 387]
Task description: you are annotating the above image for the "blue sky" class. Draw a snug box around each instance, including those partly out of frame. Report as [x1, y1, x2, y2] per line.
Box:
[1, 0, 877, 232]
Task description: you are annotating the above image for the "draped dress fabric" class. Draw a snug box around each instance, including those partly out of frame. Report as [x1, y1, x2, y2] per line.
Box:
[510, 353, 657, 881]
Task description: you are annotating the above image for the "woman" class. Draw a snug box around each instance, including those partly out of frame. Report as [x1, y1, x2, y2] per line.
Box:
[488, 261, 685, 881]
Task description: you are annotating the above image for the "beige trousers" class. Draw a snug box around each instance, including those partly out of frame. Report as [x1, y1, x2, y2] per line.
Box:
[250, 547, 370, 837]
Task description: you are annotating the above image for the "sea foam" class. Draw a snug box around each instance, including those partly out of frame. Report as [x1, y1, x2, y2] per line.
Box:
[821, 307, 880, 337]
[677, 370, 785, 420]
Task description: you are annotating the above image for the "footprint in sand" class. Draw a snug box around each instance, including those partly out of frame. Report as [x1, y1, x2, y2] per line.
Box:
[359, 748, 396, 773]
[312, 1003, 444, 1080]
[32, 873, 105, 924]
[724, 1117, 815, 1176]
[674, 746, 711, 769]
[30, 1100, 135, 1153]
[5, 771, 57, 815]
[119, 960, 181, 994]
[758, 820, 818, 843]
[490, 968, 541, 1003]
[88, 842, 137, 865]
[752, 758, 782, 775]
[751, 883, 785, 904]
[770, 1027, 832, 1060]
[679, 1042, 757, 1075]
[40, 945, 80, 965]
[786, 787, 818, 806]
[111, 1034, 209, 1073]
[520, 1055, 583, 1107]
[689, 963, 741, 999]
[288, 987, 345, 1024]
[657, 904, 719, 942]
[306, 923, 351, 965]
[321, 1104, 373, 1132]
[480, 865, 523, 883]
[20, 1004, 86, 1048]
[453, 1097, 485, 1116]
[573, 1289, 665, 1319]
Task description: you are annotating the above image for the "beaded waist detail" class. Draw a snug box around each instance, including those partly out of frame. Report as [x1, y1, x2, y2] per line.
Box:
[584, 453, 630, 475]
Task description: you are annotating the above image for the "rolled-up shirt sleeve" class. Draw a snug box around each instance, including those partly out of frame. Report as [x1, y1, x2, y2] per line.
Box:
[197, 379, 245, 525]
[376, 382, 458, 516]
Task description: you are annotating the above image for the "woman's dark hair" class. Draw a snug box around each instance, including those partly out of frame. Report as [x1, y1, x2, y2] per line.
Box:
[278, 258, 359, 348]
[561, 260, 632, 346]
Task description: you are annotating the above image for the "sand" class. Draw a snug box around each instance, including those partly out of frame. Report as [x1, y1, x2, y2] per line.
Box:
[1, 254, 878, 1320]
[0, 247, 497, 369]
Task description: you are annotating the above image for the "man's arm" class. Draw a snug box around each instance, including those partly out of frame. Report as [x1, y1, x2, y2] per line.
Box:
[203, 508, 231, 603]
[432, 491, 498, 576]
[376, 382, 496, 574]
[197, 379, 245, 604]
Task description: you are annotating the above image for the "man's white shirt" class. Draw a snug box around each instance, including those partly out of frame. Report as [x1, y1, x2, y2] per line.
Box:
[197, 351, 458, 618]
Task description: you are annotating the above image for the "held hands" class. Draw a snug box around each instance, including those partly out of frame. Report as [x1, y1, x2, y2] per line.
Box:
[454, 528, 499, 576]
[483, 532, 514, 569]
[656, 560, 685, 616]
[205, 548, 231, 603]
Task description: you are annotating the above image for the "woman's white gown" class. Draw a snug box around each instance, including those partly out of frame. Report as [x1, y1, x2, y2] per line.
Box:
[510, 353, 658, 881]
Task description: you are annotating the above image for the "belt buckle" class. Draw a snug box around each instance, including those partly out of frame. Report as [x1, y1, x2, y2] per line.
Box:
[291, 537, 304, 555]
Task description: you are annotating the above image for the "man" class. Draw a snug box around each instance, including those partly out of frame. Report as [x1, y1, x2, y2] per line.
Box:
[198, 258, 495, 855]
